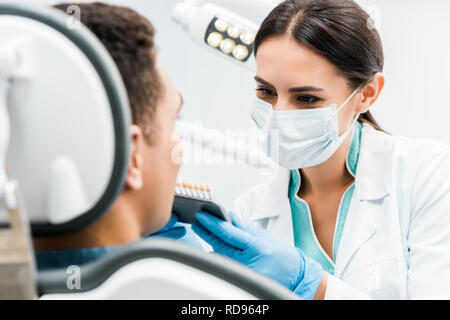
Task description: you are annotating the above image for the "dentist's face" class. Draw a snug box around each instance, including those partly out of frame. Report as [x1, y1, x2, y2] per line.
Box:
[254, 35, 361, 135]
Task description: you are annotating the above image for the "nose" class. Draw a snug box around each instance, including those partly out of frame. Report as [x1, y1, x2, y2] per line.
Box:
[273, 96, 294, 111]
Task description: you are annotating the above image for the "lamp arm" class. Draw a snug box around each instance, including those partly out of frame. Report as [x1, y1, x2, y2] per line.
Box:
[187, 0, 281, 24]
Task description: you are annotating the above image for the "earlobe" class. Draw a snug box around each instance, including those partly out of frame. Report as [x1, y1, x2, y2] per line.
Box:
[125, 125, 144, 191]
[126, 154, 143, 190]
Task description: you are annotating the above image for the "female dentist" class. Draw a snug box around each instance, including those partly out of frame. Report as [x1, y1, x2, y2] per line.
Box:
[192, 0, 450, 299]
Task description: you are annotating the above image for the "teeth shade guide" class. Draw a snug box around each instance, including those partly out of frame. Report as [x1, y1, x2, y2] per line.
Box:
[176, 181, 212, 201]
[173, 181, 230, 223]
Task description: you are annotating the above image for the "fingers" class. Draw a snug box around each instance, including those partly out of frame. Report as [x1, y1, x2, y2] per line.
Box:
[156, 226, 186, 239]
[192, 222, 243, 258]
[149, 226, 186, 239]
[229, 212, 248, 230]
[229, 212, 262, 238]
[195, 211, 253, 250]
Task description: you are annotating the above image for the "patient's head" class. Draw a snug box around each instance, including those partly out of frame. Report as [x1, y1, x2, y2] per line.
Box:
[34, 3, 183, 250]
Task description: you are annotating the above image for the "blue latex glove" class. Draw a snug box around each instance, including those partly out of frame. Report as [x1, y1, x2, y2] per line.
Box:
[192, 211, 324, 299]
[145, 214, 204, 249]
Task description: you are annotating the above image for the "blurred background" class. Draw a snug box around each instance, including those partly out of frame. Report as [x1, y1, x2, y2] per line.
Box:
[4, 0, 450, 209]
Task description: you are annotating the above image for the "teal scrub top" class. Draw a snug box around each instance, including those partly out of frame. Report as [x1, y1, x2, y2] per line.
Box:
[288, 121, 362, 275]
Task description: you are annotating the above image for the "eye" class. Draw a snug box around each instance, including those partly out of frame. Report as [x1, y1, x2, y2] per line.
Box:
[256, 87, 277, 97]
[297, 95, 321, 104]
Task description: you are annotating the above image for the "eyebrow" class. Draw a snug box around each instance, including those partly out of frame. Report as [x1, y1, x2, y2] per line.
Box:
[254, 76, 275, 89]
[288, 86, 324, 93]
[254, 76, 324, 93]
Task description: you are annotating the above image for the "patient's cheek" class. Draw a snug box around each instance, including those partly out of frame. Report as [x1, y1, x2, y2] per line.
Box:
[170, 144, 183, 166]
[170, 131, 183, 166]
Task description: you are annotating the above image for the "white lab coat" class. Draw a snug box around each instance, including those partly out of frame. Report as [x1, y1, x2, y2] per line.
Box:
[235, 123, 450, 299]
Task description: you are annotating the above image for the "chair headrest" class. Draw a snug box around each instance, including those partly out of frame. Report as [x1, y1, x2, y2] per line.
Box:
[0, 3, 131, 236]
[38, 237, 299, 300]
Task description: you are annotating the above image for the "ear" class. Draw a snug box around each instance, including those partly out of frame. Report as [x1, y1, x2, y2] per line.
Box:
[125, 124, 144, 191]
[356, 72, 385, 114]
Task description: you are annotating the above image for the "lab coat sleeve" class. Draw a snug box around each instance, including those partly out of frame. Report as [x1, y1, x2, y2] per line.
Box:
[406, 143, 450, 299]
[325, 274, 371, 300]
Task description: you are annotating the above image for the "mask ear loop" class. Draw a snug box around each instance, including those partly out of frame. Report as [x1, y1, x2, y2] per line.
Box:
[336, 86, 361, 113]
[336, 85, 362, 138]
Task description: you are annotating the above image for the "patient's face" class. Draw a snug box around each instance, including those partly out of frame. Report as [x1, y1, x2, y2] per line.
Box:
[139, 55, 183, 234]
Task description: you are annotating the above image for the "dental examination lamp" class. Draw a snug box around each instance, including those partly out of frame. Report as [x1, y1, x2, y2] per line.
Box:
[0, 3, 296, 300]
[172, 0, 279, 168]
[172, 0, 280, 71]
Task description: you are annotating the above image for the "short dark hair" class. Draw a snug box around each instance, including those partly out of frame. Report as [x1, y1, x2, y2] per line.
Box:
[54, 2, 161, 143]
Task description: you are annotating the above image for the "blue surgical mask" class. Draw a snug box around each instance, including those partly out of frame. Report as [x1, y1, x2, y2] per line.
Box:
[250, 88, 360, 169]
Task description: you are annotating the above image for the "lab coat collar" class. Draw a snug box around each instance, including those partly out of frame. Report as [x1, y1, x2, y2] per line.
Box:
[353, 124, 393, 201]
[249, 123, 393, 221]
[249, 167, 291, 221]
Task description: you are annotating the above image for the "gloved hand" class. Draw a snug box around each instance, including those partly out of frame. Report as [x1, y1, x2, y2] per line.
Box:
[146, 213, 204, 249]
[192, 211, 324, 300]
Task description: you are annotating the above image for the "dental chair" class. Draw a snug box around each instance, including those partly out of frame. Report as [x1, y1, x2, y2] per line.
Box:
[0, 3, 297, 300]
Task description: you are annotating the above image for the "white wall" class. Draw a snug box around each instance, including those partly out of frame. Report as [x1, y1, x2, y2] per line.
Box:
[6, 0, 450, 209]
[356, 0, 450, 141]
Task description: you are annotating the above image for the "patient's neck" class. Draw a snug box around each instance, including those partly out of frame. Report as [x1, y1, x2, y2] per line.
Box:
[33, 200, 142, 251]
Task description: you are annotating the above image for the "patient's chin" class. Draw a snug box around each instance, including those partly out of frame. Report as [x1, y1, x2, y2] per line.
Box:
[143, 206, 172, 236]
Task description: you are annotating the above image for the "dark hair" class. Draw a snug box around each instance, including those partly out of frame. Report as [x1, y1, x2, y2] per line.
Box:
[54, 2, 161, 143]
[254, 0, 384, 131]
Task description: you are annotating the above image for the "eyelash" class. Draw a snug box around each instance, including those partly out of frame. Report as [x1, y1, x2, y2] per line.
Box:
[256, 87, 322, 104]
[297, 95, 321, 104]
[256, 88, 276, 97]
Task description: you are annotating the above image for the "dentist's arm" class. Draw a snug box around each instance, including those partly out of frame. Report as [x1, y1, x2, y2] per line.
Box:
[314, 274, 328, 299]
[192, 211, 325, 300]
